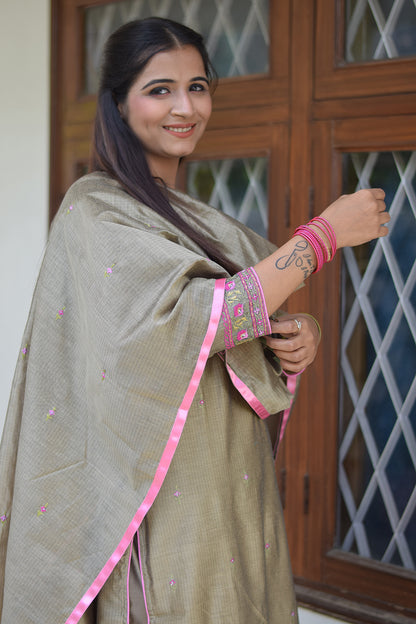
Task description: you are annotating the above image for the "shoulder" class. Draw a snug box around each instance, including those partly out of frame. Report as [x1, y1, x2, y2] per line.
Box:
[55, 172, 156, 228]
[52, 174, 185, 250]
[60, 172, 128, 214]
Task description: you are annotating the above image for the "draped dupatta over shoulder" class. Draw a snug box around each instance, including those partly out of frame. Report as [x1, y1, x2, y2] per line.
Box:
[0, 173, 298, 624]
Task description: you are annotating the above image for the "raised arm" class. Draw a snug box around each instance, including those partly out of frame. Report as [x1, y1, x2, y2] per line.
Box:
[254, 188, 389, 316]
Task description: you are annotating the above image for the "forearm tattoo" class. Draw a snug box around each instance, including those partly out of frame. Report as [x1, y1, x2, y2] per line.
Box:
[274, 239, 315, 279]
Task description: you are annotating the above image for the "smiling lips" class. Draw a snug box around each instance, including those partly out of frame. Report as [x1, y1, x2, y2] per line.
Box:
[163, 124, 196, 137]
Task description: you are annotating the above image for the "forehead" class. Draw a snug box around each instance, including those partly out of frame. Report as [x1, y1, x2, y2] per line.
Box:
[137, 45, 206, 84]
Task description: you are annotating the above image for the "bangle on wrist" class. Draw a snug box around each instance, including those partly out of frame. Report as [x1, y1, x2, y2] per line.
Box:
[301, 313, 322, 341]
[293, 217, 337, 272]
[309, 217, 337, 259]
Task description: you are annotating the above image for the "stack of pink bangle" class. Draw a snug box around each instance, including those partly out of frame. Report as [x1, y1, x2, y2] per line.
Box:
[293, 217, 337, 273]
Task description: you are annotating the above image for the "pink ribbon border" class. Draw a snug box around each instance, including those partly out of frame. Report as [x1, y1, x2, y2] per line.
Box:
[225, 363, 271, 420]
[226, 363, 299, 450]
[278, 374, 298, 447]
[65, 279, 226, 624]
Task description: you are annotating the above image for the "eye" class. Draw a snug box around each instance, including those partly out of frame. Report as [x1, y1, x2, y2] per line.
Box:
[149, 86, 170, 96]
[189, 82, 208, 92]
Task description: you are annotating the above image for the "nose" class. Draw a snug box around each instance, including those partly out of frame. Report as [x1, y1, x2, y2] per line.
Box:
[171, 89, 194, 117]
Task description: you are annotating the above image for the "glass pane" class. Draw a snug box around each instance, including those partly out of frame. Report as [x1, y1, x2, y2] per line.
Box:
[345, 0, 416, 62]
[337, 151, 416, 570]
[84, 0, 269, 94]
[186, 157, 269, 238]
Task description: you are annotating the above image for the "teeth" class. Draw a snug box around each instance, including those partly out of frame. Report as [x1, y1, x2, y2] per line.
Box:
[165, 126, 193, 133]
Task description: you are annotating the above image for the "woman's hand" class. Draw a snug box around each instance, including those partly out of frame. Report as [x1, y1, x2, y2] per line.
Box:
[320, 188, 390, 249]
[265, 314, 321, 374]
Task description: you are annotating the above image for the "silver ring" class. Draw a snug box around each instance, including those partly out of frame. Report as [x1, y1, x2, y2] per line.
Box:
[294, 318, 302, 332]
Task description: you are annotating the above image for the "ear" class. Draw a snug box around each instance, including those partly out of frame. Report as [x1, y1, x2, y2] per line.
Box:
[117, 101, 126, 120]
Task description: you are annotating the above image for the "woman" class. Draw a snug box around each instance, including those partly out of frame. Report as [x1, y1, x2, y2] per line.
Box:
[0, 17, 389, 624]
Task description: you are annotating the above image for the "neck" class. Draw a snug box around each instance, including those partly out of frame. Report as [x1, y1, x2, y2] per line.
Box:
[147, 156, 180, 189]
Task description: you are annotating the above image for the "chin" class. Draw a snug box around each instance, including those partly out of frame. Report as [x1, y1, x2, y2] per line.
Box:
[167, 146, 198, 159]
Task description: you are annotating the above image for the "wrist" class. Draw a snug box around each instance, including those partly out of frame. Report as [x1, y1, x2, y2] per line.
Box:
[299, 313, 322, 342]
[292, 217, 337, 273]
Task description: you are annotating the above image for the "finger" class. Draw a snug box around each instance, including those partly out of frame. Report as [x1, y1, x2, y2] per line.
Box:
[273, 345, 306, 363]
[270, 319, 301, 337]
[280, 348, 313, 371]
[370, 188, 386, 200]
[268, 338, 299, 353]
[377, 211, 391, 236]
[280, 358, 307, 374]
[293, 318, 302, 333]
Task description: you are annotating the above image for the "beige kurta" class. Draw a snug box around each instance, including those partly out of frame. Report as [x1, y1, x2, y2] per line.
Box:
[0, 172, 298, 623]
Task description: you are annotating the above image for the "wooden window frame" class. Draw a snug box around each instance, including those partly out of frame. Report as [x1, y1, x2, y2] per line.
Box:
[286, 109, 416, 624]
[315, 0, 416, 101]
[277, 2, 416, 622]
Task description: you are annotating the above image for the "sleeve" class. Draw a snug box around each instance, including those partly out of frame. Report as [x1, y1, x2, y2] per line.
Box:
[210, 267, 271, 354]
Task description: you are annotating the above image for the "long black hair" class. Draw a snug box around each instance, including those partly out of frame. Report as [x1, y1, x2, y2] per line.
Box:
[91, 17, 240, 274]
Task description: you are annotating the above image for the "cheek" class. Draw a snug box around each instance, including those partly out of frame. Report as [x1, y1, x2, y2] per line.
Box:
[127, 98, 163, 130]
[199, 98, 212, 125]
[204, 97, 212, 119]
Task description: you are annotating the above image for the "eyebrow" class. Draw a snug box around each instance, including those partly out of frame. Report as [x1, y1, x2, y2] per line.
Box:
[141, 76, 209, 90]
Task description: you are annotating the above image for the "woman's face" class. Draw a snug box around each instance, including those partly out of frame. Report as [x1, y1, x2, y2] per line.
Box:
[121, 45, 212, 185]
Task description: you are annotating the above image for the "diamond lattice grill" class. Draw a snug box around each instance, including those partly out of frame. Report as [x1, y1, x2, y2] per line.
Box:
[186, 158, 268, 238]
[338, 151, 416, 569]
[84, 0, 269, 94]
[345, 0, 416, 62]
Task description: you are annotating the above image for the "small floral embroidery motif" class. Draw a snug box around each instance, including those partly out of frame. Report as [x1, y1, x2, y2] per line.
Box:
[169, 579, 176, 589]
[243, 473, 249, 482]
[21, 344, 28, 359]
[173, 490, 182, 500]
[56, 307, 65, 320]
[265, 543, 270, 550]
[237, 329, 248, 341]
[66, 205, 73, 215]
[233, 303, 244, 317]
[225, 281, 236, 291]
[105, 264, 115, 276]
[37, 504, 48, 517]
[101, 370, 106, 381]
[46, 407, 56, 421]
[199, 400, 204, 405]
[0, 514, 7, 523]
[230, 557, 235, 564]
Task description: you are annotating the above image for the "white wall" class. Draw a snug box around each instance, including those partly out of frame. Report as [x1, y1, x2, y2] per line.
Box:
[0, 0, 50, 431]
[0, 3, 349, 623]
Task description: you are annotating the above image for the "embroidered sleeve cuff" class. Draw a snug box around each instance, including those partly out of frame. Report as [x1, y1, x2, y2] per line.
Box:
[221, 268, 271, 349]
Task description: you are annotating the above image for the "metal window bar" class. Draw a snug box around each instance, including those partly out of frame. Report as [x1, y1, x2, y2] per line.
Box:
[345, 0, 416, 62]
[338, 150, 416, 569]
